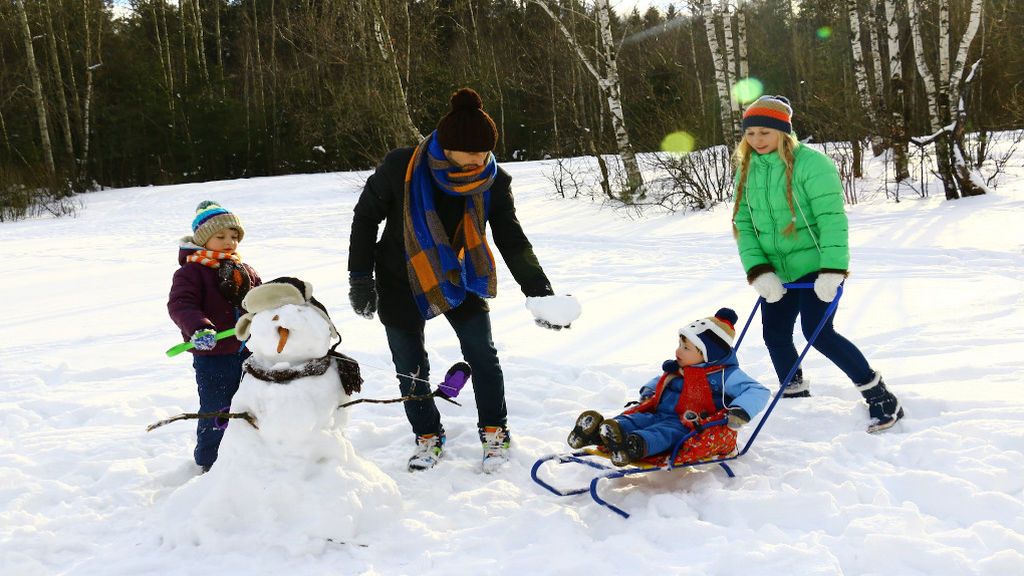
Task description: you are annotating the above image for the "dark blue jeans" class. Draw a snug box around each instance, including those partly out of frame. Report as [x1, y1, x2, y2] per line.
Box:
[385, 309, 506, 436]
[192, 352, 247, 468]
[762, 273, 874, 386]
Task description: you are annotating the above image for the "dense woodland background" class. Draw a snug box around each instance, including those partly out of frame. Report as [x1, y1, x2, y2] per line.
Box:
[1, 0, 1022, 216]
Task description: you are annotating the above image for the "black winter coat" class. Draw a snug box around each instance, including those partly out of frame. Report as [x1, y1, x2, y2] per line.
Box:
[348, 147, 552, 330]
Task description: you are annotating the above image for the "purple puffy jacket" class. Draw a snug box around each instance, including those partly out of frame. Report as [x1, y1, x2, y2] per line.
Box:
[167, 248, 262, 356]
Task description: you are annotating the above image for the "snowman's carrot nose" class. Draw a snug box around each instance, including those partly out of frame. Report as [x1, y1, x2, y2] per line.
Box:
[277, 326, 290, 353]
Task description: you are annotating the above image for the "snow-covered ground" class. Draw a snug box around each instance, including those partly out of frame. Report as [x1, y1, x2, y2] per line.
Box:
[2, 147, 1023, 575]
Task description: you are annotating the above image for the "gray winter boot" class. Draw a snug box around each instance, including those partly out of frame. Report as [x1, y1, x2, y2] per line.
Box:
[782, 369, 811, 398]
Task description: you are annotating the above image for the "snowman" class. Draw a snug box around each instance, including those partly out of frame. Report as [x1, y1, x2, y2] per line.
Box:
[159, 277, 400, 554]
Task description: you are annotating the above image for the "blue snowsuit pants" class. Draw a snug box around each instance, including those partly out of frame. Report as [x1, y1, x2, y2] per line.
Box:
[614, 412, 691, 457]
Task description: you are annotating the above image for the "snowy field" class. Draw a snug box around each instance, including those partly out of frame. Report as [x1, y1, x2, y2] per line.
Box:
[2, 146, 1023, 575]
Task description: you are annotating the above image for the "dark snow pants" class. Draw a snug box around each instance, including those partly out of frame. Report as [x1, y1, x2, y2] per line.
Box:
[761, 272, 875, 386]
[192, 351, 247, 468]
[385, 309, 506, 437]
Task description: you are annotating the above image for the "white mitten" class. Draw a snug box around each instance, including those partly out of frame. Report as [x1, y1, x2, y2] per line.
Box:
[813, 272, 845, 302]
[751, 272, 786, 303]
[526, 294, 581, 330]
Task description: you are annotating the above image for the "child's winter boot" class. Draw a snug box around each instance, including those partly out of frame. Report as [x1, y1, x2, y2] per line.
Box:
[567, 410, 604, 449]
[408, 431, 445, 471]
[480, 425, 511, 473]
[782, 369, 811, 398]
[625, 433, 647, 462]
[858, 371, 904, 433]
[598, 420, 632, 467]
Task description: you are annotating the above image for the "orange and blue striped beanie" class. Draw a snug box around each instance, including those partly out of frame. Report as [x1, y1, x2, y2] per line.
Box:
[191, 200, 245, 247]
[741, 95, 793, 134]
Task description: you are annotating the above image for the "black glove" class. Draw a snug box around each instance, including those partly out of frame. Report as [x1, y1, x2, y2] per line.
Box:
[727, 406, 751, 430]
[521, 275, 554, 298]
[348, 274, 377, 319]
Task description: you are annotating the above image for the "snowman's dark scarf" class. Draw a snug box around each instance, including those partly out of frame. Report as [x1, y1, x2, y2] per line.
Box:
[242, 344, 363, 396]
[243, 355, 333, 383]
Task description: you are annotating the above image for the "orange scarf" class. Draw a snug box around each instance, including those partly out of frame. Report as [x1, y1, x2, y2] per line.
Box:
[186, 249, 241, 268]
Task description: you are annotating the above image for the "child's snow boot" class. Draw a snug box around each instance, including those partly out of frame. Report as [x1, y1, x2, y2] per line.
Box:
[408, 432, 445, 471]
[625, 433, 647, 462]
[567, 410, 604, 449]
[480, 425, 511, 473]
[858, 371, 904, 433]
[782, 369, 811, 398]
[598, 420, 631, 467]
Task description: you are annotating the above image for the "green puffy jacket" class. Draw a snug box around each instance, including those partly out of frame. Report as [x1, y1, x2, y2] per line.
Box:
[733, 144, 849, 283]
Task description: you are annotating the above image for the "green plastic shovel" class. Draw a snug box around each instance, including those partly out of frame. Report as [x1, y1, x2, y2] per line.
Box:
[165, 328, 237, 357]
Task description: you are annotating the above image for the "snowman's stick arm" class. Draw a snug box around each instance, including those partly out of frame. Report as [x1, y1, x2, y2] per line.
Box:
[339, 391, 461, 409]
[146, 411, 258, 432]
[327, 349, 434, 386]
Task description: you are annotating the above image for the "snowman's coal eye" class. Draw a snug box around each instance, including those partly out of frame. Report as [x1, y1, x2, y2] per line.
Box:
[272, 315, 280, 321]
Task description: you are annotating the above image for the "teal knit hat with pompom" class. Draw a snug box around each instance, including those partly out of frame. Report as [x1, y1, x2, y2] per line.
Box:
[191, 200, 244, 247]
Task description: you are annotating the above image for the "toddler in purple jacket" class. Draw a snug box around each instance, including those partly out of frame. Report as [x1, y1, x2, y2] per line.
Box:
[167, 201, 261, 471]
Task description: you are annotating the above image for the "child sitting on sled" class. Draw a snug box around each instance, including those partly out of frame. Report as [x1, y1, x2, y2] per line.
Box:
[567, 308, 770, 467]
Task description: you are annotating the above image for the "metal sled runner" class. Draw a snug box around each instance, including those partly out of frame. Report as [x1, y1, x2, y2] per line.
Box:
[530, 283, 842, 518]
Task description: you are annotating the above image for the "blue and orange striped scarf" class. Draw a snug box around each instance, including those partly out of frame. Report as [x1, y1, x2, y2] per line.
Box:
[403, 131, 498, 320]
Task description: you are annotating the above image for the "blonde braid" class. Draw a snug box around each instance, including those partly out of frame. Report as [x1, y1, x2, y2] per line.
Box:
[731, 140, 753, 238]
[780, 135, 798, 237]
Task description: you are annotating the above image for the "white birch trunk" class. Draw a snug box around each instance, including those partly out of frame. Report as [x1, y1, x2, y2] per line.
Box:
[736, 0, 749, 80]
[178, 1, 189, 87]
[528, 0, 643, 199]
[15, 0, 56, 175]
[595, 0, 642, 197]
[950, 59, 986, 196]
[158, 1, 175, 123]
[44, 0, 74, 161]
[948, 0, 983, 108]
[212, 0, 224, 90]
[847, 0, 883, 150]
[907, 0, 941, 131]
[369, 0, 422, 145]
[865, 1, 885, 111]
[720, 1, 741, 142]
[702, 0, 735, 149]
[82, 0, 101, 185]
[191, 0, 210, 85]
[937, 0, 950, 98]
[689, 29, 705, 111]
[882, 0, 909, 180]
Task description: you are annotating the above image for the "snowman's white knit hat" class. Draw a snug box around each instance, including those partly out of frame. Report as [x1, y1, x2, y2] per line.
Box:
[235, 277, 338, 341]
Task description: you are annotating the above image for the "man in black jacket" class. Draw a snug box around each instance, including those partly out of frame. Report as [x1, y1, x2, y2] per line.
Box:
[348, 88, 562, 473]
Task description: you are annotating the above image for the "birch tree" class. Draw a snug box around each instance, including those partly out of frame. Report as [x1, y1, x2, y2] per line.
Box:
[43, 0, 74, 161]
[864, 0, 887, 156]
[81, 0, 102, 185]
[907, 0, 986, 198]
[702, 0, 736, 150]
[881, 0, 909, 181]
[735, 0, 749, 81]
[14, 0, 56, 175]
[720, 1, 740, 142]
[846, 0, 883, 152]
[369, 0, 422, 146]
[528, 0, 643, 201]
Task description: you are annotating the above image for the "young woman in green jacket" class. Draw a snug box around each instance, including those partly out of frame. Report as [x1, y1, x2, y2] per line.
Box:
[731, 96, 903, 433]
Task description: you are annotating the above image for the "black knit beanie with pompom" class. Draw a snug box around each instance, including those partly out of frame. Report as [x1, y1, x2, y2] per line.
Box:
[436, 88, 499, 152]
